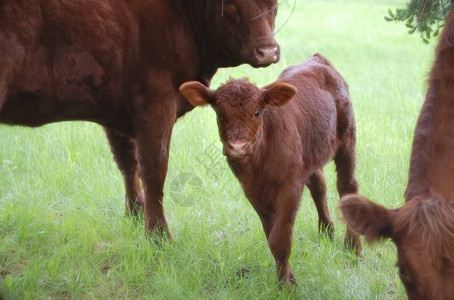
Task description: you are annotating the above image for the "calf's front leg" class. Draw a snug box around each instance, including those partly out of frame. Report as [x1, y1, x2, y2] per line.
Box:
[262, 199, 298, 285]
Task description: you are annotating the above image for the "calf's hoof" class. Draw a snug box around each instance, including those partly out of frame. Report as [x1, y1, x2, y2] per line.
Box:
[145, 222, 173, 242]
[344, 236, 362, 258]
[277, 276, 297, 289]
[277, 269, 297, 288]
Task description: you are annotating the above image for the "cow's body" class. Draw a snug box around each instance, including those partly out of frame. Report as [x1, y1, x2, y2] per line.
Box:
[180, 53, 361, 284]
[340, 9, 454, 300]
[0, 0, 280, 237]
[1, 0, 196, 130]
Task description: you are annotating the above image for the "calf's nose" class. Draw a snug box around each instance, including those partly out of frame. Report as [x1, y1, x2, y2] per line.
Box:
[226, 141, 247, 157]
[254, 46, 280, 65]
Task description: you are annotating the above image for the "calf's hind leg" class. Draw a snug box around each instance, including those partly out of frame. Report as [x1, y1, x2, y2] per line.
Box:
[334, 145, 362, 254]
[104, 128, 144, 217]
[306, 169, 334, 239]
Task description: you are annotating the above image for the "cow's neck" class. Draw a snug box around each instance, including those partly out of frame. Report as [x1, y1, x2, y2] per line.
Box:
[167, 0, 225, 78]
[132, 0, 218, 118]
[406, 39, 454, 202]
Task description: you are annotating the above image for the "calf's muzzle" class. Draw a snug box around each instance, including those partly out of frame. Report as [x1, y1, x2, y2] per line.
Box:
[224, 141, 252, 158]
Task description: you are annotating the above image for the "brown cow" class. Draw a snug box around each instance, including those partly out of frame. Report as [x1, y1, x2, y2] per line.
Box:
[0, 0, 280, 238]
[180, 53, 361, 284]
[340, 9, 454, 300]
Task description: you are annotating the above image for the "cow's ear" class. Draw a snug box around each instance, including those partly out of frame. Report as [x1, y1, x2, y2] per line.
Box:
[261, 82, 297, 107]
[340, 194, 397, 243]
[179, 81, 215, 107]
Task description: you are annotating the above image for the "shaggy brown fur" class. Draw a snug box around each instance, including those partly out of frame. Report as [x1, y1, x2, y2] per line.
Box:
[180, 53, 361, 284]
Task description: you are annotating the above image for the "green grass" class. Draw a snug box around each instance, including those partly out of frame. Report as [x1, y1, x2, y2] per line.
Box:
[0, 0, 435, 298]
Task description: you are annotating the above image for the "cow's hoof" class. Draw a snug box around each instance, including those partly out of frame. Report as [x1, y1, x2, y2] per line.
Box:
[125, 195, 145, 217]
[319, 221, 335, 240]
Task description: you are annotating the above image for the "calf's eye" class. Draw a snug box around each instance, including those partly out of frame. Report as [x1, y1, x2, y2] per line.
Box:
[255, 111, 261, 117]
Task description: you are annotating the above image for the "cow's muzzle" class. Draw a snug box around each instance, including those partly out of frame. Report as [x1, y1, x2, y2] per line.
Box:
[254, 46, 280, 66]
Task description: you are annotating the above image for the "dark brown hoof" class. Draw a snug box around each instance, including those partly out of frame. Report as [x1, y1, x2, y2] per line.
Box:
[344, 237, 363, 258]
[125, 195, 145, 217]
[319, 221, 335, 240]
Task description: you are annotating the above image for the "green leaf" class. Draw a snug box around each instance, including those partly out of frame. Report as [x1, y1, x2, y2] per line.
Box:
[395, 8, 407, 19]
[404, 9, 412, 19]
[384, 16, 394, 22]
[434, 28, 440, 37]
[388, 8, 395, 18]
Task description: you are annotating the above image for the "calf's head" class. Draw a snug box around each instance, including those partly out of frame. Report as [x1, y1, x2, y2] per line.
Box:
[340, 195, 454, 300]
[180, 79, 296, 160]
[207, 0, 280, 67]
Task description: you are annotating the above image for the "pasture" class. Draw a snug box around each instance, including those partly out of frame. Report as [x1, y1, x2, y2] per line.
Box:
[0, 0, 435, 298]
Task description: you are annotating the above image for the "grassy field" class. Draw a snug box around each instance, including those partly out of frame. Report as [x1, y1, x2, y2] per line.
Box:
[0, 0, 436, 299]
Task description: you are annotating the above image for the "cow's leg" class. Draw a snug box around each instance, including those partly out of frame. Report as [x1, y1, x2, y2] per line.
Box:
[0, 31, 13, 113]
[0, 80, 6, 112]
[334, 145, 362, 254]
[259, 213, 274, 239]
[104, 128, 144, 217]
[132, 96, 176, 239]
[306, 169, 334, 239]
[0, 61, 10, 112]
[265, 201, 297, 285]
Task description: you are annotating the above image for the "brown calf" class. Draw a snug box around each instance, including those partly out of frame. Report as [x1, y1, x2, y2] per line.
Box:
[180, 53, 361, 284]
[0, 0, 280, 238]
[340, 9, 454, 300]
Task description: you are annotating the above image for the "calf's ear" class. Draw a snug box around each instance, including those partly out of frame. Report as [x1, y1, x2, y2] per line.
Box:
[179, 81, 215, 107]
[261, 82, 297, 107]
[340, 194, 396, 243]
